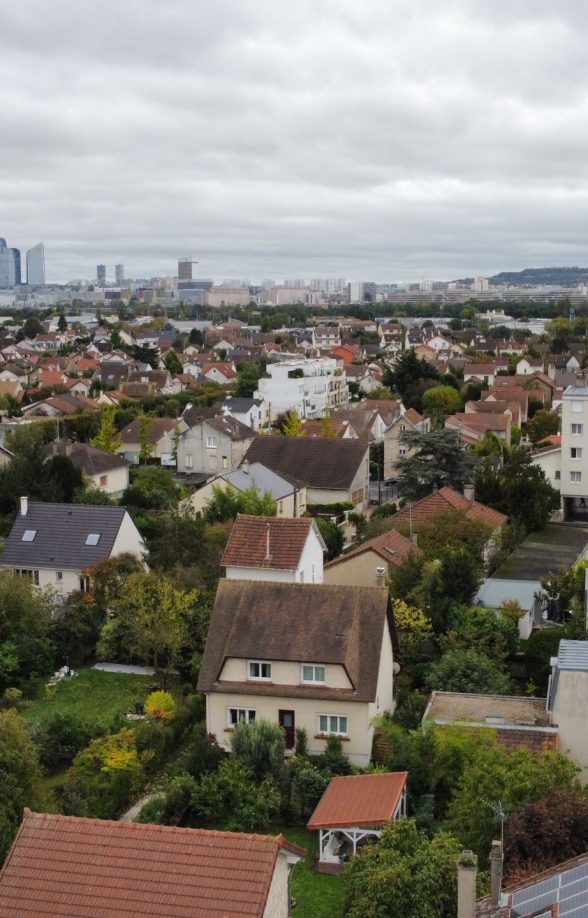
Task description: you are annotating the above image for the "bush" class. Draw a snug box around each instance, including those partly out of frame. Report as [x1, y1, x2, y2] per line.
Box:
[170, 722, 224, 779]
[425, 648, 512, 695]
[29, 712, 105, 769]
[192, 759, 281, 832]
[230, 719, 285, 783]
[64, 728, 144, 819]
[145, 691, 176, 724]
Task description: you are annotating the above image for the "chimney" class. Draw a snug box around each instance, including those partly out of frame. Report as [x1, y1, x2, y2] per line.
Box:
[463, 483, 475, 503]
[457, 850, 477, 918]
[241, 459, 250, 474]
[265, 523, 272, 563]
[20, 496, 28, 517]
[411, 533, 418, 547]
[376, 566, 386, 587]
[490, 840, 503, 909]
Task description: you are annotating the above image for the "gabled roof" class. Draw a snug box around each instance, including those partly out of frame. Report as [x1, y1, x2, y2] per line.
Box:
[198, 581, 391, 703]
[0, 811, 303, 918]
[307, 772, 408, 830]
[243, 436, 368, 490]
[206, 415, 256, 442]
[221, 514, 324, 570]
[119, 417, 177, 444]
[0, 502, 131, 571]
[44, 441, 132, 475]
[324, 527, 420, 570]
[389, 486, 508, 530]
[221, 462, 296, 500]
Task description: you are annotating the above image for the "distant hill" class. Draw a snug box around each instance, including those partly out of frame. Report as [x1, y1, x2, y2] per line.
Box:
[488, 267, 588, 286]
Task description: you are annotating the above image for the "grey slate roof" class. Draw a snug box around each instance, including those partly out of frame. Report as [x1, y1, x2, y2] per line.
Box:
[0, 502, 129, 571]
[554, 639, 588, 672]
[243, 436, 368, 490]
[221, 462, 295, 500]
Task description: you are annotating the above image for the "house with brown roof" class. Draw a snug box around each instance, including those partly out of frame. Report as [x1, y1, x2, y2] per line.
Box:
[423, 691, 559, 756]
[243, 436, 370, 509]
[445, 411, 512, 446]
[324, 528, 421, 588]
[222, 514, 326, 583]
[198, 580, 395, 766]
[389, 485, 507, 533]
[177, 415, 255, 477]
[118, 416, 178, 464]
[383, 407, 430, 480]
[0, 810, 304, 918]
[307, 772, 408, 873]
[44, 440, 132, 497]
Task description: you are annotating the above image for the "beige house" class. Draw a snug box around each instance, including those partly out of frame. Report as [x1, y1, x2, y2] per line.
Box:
[189, 460, 306, 517]
[198, 580, 396, 767]
[118, 417, 179, 464]
[0, 498, 146, 598]
[44, 440, 131, 497]
[324, 528, 421, 588]
[383, 408, 430, 480]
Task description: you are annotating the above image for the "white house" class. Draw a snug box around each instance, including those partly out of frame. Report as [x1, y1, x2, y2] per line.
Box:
[0, 498, 146, 598]
[254, 357, 349, 419]
[221, 514, 325, 583]
[188, 461, 306, 517]
[44, 441, 131, 497]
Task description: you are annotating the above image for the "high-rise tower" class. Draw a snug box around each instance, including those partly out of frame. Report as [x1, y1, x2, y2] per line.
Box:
[0, 238, 21, 288]
[97, 264, 106, 285]
[115, 264, 124, 285]
[26, 243, 45, 286]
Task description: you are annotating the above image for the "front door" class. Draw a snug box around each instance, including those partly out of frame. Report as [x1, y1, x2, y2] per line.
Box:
[279, 710, 295, 749]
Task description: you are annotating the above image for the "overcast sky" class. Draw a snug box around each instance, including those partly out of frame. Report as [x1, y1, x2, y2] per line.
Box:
[2, 1, 588, 284]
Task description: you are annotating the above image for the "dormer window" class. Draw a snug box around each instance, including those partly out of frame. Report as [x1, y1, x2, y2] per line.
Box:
[302, 664, 326, 684]
[248, 660, 272, 681]
[21, 530, 37, 542]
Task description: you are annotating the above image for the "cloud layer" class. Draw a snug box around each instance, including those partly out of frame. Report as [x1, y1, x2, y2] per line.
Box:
[2, 0, 588, 282]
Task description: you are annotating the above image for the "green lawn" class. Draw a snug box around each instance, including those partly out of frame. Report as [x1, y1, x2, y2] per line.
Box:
[273, 826, 344, 918]
[23, 667, 153, 727]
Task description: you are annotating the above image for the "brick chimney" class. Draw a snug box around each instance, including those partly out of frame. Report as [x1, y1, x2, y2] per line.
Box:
[457, 850, 477, 918]
[20, 496, 28, 517]
[463, 483, 475, 503]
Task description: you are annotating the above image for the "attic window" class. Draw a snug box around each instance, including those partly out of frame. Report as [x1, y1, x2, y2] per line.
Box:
[85, 533, 101, 546]
[22, 530, 37, 542]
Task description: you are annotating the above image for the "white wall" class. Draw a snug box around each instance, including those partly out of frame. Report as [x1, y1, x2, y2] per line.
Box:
[552, 670, 588, 782]
[110, 510, 147, 561]
[88, 464, 129, 497]
[531, 448, 561, 492]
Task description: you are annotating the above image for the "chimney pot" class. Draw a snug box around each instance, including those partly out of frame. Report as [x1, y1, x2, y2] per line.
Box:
[463, 483, 475, 503]
[20, 496, 28, 517]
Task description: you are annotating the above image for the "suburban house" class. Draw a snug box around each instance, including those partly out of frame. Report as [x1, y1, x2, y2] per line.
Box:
[221, 514, 326, 583]
[531, 437, 561, 492]
[383, 408, 429, 481]
[423, 692, 559, 755]
[307, 772, 408, 874]
[445, 410, 512, 447]
[547, 640, 588, 782]
[198, 580, 396, 766]
[118, 417, 179, 465]
[44, 440, 131, 497]
[0, 810, 304, 918]
[189, 461, 306, 517]
[215, 395, 270, 431]
[0, 498, 145, 597]
[324, 528, 421, 587]
[243, 436, 370, 509]
[177, 415, 254, 477]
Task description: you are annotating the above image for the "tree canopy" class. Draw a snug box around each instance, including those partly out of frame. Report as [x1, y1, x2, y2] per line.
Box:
[396, 429, 477, 500]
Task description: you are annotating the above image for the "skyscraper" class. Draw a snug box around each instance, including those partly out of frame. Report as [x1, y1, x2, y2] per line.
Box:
[0, 238, 21, 288]
[97, 264, 106, 285]
[115, 264, 124, 285]
[178, 258, 193, 282]
[26, 243, 45, 286]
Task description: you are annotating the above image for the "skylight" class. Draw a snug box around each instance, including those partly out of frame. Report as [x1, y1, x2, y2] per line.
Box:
[21, 530, 37, 542]
[85, 533, 101, 546]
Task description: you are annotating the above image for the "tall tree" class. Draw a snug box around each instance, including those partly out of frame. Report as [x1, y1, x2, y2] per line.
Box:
[163, 349, 183, 375]
[475, 446, 559, 532]
[234, 362, 262, 398]
[91, 405, 122, 454]
[137, 409, 155, 463]
[422, 384, 461, 423]
[396, 428, 477, 500]
[0, 710, 45, 861]
[281, 410, 305, 437]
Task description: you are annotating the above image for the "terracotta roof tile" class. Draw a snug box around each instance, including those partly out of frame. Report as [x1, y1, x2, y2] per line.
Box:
[0, 811, 303, 918]
[324, 527, 421, 570]
[221, 514, 316, 570]
[307, 772, 408, 829]
[390, 486, 508, 530]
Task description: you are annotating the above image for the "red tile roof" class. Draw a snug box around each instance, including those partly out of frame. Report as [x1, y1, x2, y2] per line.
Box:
[0, 810, 304, 918]
[390, 486, 507, 530]
[307, 772, 408, 830]
[221, 514, 317, 570]
[403, 407, 424, 425]
[324, 527, 420, 570]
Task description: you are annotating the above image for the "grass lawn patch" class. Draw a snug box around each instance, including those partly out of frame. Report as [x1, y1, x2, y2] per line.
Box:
[23, 667, 153, 728]
[272, 826, 344, 918]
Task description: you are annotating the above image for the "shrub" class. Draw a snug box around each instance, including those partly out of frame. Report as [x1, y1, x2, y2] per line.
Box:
[192, 759, 281, 832]
[145, 691, 176, 724]
[29, 712, 104, 769]
[231, 719, 285, 783]
[425, 648, 512, 695]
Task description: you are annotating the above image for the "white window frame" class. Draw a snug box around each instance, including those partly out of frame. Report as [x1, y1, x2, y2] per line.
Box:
[570, 471, 582, 483]
[555, 470, 561, 480]
[206, 436, 217, 449]
[14, 568, 39, 586]
[571, 447, 583, 460]
[247, 660, 272, 681]
[572, 400, 583, 413]
[184, 454, 193, 469]
[302, 664, 326, 684]
[317, 713, 348, 736]
[571, 423, 583, 436]
[227, 707, 256, 727]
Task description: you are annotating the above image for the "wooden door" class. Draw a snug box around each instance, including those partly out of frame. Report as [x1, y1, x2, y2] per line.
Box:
[279, 709, 295, 749]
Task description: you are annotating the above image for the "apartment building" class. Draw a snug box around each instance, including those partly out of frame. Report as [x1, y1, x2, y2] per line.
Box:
[254, 357, 349, 419]
[560, 387, 588, 519]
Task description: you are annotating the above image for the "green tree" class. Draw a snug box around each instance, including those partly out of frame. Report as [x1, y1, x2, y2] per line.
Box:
[422, 384, 461, 422]
[124, 466, 179, 510]
[57, 314, 68, 331]
[475, 446, 559, 532]
[344, 818, 461, 918]
[137, 409, 155, 463]
[0, 709, 45, 861]
[231, 719, 285, 783]
[192, 758, 281, 832]
[91, 405, 122, 454]
[525, 409, 560, 445]
[23, 315, 45, 338]
[319, 413, 336, 438]
[163, 349, 183, 375]
[234, 362, 262, 398]
[66, 728, 144, 819]
[314, 517, 344, 560]
[348, 511, 368, 541]
[446, 744, 580, 864]
[204, 482, 277, 522]
[0, 572, 54, 690]
[396, 429, 477, 500]
[425, 648, 511, 694]
[442, 605, 519, 664]
[384, 349, 440, 412]
[145, 690, 176, 723]
[281, 409, 305, 437]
